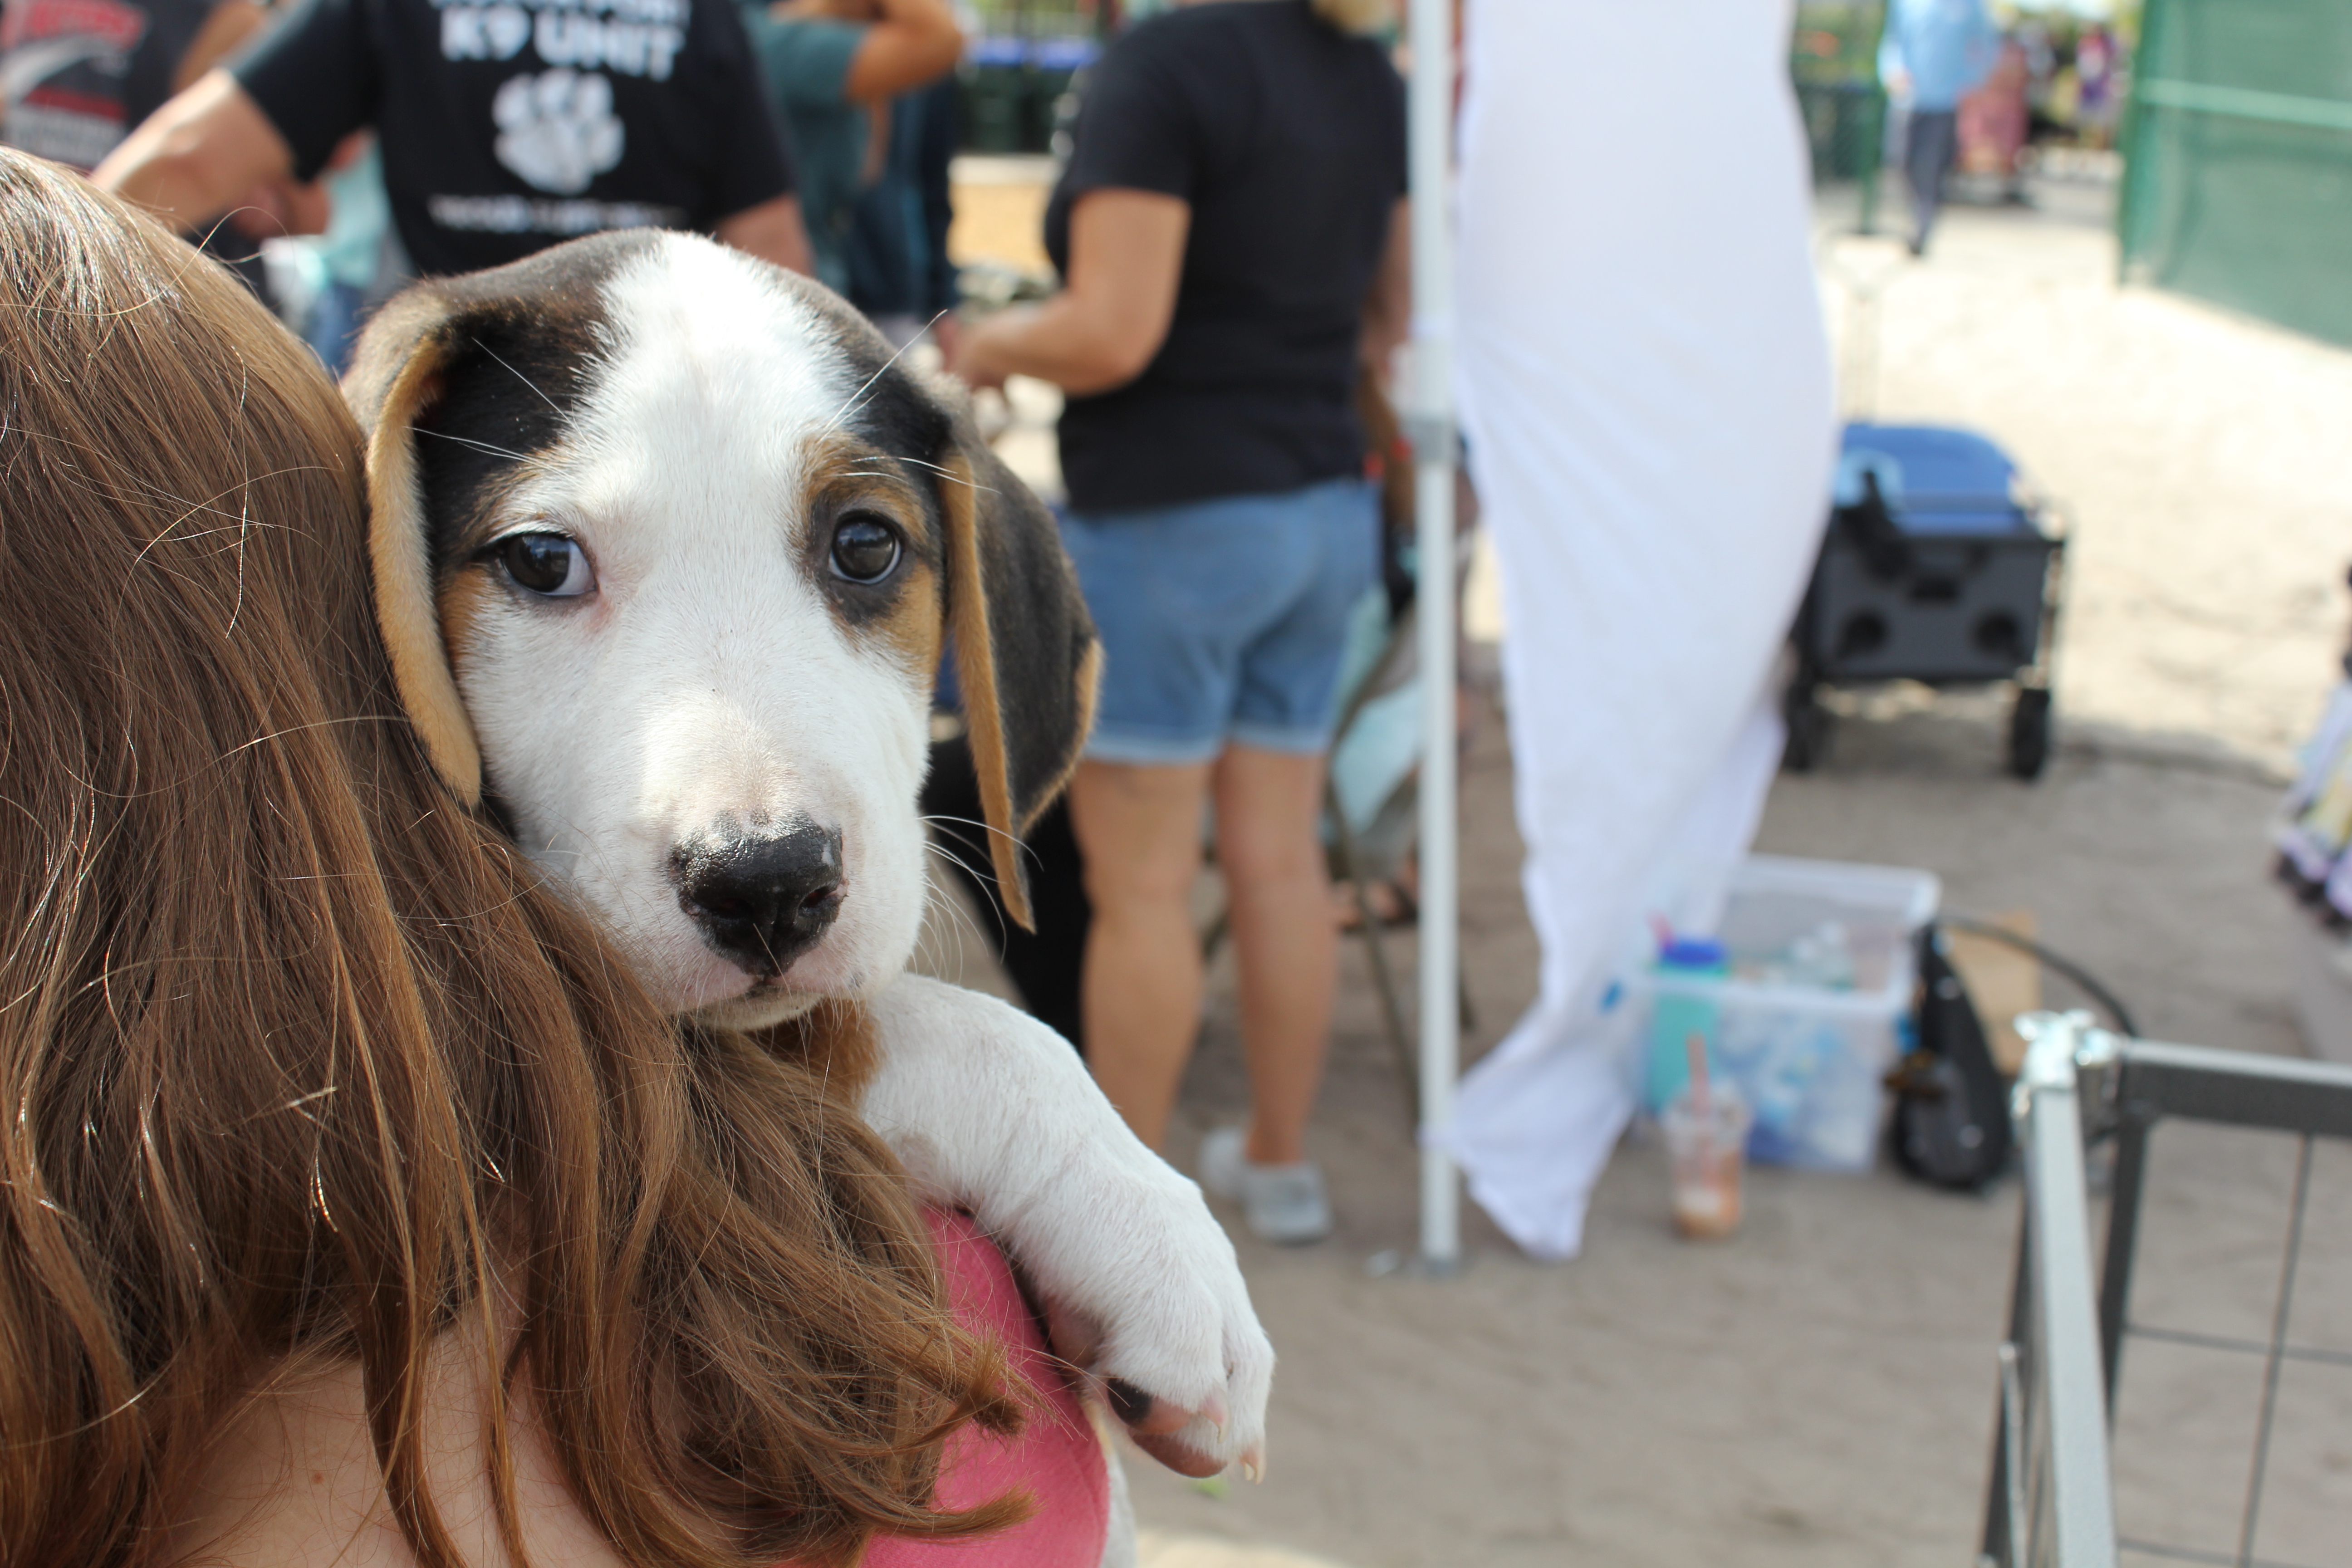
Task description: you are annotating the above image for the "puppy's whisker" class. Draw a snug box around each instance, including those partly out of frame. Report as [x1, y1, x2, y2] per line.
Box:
[921, 847, 1008, 950]
[919, 813, 1044, 871]
[473, 337, 564, 416]
[917, 866, 964, 954]
[413, 427, 532, 463]
[892, 454, 1000, 496]
[824, 329, 929, 433]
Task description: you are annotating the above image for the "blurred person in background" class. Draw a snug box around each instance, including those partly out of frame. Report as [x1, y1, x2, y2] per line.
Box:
[950, 0, 1407, 1246]
[1880, 0, 1997, 255]
[742, 0, 960, 297]
[2073, 21, 2119, 149]
[846, 69, 958, 349]
[0, 0, 261, 167]
[2, 0, 273, 289]
[1958, 30, 2030, 205]
[91, 0, 813, 275]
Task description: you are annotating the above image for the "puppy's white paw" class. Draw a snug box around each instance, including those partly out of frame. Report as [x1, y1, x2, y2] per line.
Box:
[1044, 1166, 1275, 1471]
[856, 976, 1276, 1474]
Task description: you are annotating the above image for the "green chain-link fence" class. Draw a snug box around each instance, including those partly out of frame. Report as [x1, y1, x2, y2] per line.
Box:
[1793, 0, 1889, 231]
[2119, 0, 2352, 348]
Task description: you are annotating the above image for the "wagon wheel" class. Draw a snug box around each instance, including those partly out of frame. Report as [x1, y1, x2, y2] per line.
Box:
[1782, 671, 1833, 774]
[2008, 685, 2053, 781]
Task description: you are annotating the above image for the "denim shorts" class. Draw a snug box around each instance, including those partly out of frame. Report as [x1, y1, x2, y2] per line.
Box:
[1060, 475, 1380, 765]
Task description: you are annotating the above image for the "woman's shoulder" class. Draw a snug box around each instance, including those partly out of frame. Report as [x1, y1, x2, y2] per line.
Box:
[1103, 2, 1391, 93]
[163, 1333, 635, 1568]
[1111, 0, 1309, 60]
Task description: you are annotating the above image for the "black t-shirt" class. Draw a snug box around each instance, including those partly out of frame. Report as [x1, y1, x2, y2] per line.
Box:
[234, 0, 794, 277]
[0, 0, 226, 170]
[1044, 0, 1405, 514]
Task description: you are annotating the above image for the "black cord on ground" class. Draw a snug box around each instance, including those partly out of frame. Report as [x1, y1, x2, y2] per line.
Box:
[1942, 915, 2142, 1041]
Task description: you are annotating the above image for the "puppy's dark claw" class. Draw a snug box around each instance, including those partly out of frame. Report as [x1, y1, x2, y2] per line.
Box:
[1131, 1428, 1228, 1480]
[1104, 1377, 1155, 1428]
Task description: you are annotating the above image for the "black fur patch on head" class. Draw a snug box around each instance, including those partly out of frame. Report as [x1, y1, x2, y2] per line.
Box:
[778, 295, 961, 642]
[843, 354, 956, 475]
[402, 235, 652, 584]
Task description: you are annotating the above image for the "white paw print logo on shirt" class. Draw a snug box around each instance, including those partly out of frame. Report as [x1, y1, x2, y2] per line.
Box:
[492, 68, 624, 195]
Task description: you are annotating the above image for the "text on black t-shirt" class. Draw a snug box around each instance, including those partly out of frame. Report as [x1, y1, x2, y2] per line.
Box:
[234, 0, 795, 277]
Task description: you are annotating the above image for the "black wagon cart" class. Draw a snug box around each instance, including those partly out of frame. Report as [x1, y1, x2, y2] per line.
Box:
[1785, 423, 2068, 780]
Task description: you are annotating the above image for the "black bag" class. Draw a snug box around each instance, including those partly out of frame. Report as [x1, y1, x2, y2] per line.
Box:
[1889, 923, 2013, 1190]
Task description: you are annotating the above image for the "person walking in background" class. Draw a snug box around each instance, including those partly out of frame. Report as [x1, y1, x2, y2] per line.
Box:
[740, 0, 960, 297]
[92, 0, 814, 275]
[950, 0, 1407, 1245]
[1881, 0, 1997, 255]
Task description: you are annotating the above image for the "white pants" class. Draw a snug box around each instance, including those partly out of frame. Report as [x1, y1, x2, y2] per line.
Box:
[1440, 0, 1838, 1259]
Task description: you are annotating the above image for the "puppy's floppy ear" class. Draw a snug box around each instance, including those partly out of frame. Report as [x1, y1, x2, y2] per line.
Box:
[936, 408, 1100, 931]
[342, 289, 485, 807]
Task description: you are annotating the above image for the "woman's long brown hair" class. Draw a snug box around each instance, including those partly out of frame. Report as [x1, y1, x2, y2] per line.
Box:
[0, 152, 1020, 1568]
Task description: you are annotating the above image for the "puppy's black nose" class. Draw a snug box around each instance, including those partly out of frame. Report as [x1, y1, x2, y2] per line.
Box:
[673, 823, 845, 974]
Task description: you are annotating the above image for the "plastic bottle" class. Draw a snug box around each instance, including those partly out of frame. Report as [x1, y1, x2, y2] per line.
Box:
[1786, 921, 1857, 991]
[1645, 936, 1730, 1113]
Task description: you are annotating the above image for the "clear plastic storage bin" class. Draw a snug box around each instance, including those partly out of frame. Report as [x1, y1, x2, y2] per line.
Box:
[1629, 855, 1942, 1171]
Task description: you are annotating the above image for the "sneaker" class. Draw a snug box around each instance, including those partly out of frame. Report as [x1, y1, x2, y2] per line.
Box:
[1199, 1126, 1333, 1245]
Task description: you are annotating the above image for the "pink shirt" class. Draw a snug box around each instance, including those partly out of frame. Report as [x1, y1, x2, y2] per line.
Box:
[862, 1210, 1111, 1568]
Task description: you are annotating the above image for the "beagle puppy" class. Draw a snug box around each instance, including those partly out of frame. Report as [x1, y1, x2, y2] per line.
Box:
[344, 230, 1271, 1493]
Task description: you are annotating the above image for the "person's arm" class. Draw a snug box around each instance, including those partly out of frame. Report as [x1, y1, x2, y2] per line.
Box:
[837, 0, 961, 103]
[715, 191, 817, 275]
[103, 0, 374, 237]
[947, 188, 1186, 395]
[1877, 3, 1910, 97]
[172, 0, 270, 91]
[1360, 196, 1410, 382]
[92, 69, 298, 230]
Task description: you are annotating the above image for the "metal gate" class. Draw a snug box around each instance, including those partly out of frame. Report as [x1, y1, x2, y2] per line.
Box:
[1982, 1012, 2352, 1568]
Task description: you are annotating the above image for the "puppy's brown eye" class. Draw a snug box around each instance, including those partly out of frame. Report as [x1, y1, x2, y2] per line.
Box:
[495, 532, 595, 597]
[830, 514, 901, 584]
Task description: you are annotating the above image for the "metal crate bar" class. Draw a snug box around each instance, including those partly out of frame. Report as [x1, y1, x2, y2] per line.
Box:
[2123, 1324, 2352, 1372]
[2094, 1038, 2352, 1139]
[2086, 1037, 2352, 1441]
[2118, 1540, 2331, 1568]
[1983, 1014, 2352, 1568]
[1983, 1014, 2121, 1567]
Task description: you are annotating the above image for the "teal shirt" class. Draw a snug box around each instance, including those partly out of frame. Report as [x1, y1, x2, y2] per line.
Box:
[738, 10, 868, 293]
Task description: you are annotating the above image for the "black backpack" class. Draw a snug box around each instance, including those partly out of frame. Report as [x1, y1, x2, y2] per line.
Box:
[1889, 923, 2013, 1190]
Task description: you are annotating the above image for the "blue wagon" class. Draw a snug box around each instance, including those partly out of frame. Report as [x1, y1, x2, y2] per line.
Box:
[1786, 423, 2068, 780]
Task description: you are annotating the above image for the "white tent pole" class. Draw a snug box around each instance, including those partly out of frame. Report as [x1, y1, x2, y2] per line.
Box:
[1405, 0, 1460, 1276]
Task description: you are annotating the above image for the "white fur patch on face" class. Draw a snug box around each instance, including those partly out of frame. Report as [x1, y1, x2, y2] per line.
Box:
[451, 236, 935, 1024]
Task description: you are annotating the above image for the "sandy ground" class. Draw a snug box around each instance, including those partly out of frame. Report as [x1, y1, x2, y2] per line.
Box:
[925, 163, 2352, 1566]
[946, 154, 1057, 275]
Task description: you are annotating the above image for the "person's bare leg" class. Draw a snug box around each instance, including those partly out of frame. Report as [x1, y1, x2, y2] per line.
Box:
[1069, 757, 1215, 1151]
[1212, 744, 1337, 1168]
